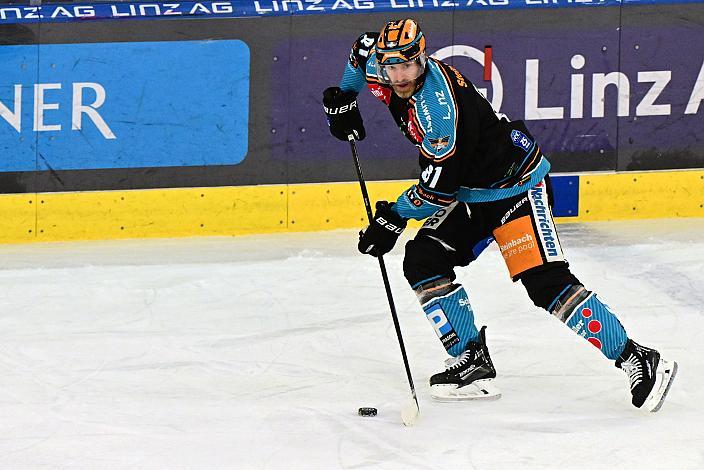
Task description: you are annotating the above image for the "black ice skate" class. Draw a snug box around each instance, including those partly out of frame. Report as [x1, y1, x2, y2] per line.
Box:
[430, 326, 501, 401]
[615, 339, 677, 412]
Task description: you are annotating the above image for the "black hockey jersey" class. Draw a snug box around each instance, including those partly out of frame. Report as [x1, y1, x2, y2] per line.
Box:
[340, 32, 550, 220]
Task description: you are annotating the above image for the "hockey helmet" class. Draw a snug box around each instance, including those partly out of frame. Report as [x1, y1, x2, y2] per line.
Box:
[375, 19, 427, 83]
[376, 19, 426, 65]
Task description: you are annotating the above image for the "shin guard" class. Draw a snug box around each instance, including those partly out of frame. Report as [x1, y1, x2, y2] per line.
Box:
[552, 286, 627, 360]
[418, 281, 479, 357]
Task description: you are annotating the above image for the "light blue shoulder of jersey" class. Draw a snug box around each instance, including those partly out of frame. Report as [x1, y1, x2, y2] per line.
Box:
[364, 52, 381, 81]
[393, 185, 448, 220]
[340, 60, 366, 93]
[340, 47, 382, 93]
[457, 157, 551, 203]
[413, 60, 458, 161]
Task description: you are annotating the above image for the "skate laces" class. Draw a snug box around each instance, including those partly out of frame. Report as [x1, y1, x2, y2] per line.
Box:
[444, 348, 475, 371]
[621, 354, 643, 391]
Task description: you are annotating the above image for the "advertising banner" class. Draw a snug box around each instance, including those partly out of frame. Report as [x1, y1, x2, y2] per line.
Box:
[0, 39, 249, 171]
[0, 0, 700, 24]
[281, 8, 703, 184]
[0, 2, 701, 195]
[0, 0, 625, 24]
[278, 18, 625, 181]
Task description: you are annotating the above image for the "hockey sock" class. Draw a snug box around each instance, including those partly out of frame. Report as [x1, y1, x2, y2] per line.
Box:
[415, 279, 479, 357]
[551, 285, 627, 360]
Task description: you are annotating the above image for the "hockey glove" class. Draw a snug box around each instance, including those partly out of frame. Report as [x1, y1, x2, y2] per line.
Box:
[323, 86, 366, 141]
[358, 201, 407, 257]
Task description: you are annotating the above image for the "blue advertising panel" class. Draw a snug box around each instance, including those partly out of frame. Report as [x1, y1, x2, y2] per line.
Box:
[0, 40, 249, 172]
[0, 44, 38, 172]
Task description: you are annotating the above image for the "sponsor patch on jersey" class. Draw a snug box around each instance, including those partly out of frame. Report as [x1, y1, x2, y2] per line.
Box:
[429, 135, 450, 151]
[368, 83, 392, 105]
[421, 204, 455, 229]
[406, 108, 423, 143]
[416, 185, 454, 206]
[510, 130, 532, 152]
[493, 215, 543, 277]
[406, 187, 423, 207]
[424, 303, 459, 351]
[529, 182, 564, 262]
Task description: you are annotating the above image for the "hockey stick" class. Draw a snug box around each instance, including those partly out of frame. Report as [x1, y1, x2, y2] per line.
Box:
[347, 135, 419, 426]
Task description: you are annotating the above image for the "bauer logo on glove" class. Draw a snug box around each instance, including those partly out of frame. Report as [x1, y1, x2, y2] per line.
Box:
[377, 216, 404, 234]
[358, 201, 407, 257]
[323, 100, 358, 115]
[322, 86, 366, 141]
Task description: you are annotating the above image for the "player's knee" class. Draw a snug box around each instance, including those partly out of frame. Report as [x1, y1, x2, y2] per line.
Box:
[403, 237, 455, 288]
[412, 276, 457, 304]
[549, 284, 591, 323]
[519, 262, 581, 311]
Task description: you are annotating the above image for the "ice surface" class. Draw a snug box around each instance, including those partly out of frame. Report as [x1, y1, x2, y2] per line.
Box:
[0, 219, 702, 469]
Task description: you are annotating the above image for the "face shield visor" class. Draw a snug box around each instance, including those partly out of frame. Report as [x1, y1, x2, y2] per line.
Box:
[375, 54, 427, 85]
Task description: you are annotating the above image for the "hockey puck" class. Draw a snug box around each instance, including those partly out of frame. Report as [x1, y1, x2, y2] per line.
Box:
[358, 407, 377, 417]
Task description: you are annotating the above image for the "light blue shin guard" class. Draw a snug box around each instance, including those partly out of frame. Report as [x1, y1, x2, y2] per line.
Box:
[562, 292, 628, 360]
[422, 285, 479, 357]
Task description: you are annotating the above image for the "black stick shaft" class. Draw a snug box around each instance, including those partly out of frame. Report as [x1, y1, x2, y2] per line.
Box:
[348, 136, 418, 407]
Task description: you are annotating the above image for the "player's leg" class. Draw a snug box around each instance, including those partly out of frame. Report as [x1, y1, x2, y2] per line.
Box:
[524, 267, 677, 411]
[403, 202, 499, 400]
[493, 178, 676, 410]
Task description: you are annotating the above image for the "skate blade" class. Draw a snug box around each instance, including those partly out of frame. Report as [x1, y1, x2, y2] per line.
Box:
[431, 379, 502, 402]
[646, 359, 678, 413]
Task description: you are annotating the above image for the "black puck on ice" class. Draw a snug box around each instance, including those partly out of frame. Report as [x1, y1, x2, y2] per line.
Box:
[358, 407, 377, 417]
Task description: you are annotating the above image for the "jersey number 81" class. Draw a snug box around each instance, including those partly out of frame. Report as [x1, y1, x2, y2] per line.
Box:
[421, 164, 443, 189]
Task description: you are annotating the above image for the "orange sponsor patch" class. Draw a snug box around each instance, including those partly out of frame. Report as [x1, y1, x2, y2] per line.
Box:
[493, 216, 543, 277]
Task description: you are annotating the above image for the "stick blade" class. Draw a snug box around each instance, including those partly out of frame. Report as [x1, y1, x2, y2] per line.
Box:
[401, 401, 419, 426]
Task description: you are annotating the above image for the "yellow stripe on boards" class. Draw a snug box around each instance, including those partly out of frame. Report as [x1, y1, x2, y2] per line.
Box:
[0, 169, 701, 244]
[0, 194, 37, 243]
[286, 181, 419, 231]
[573, 169, 704, 222]
[34, 186, 287, 241]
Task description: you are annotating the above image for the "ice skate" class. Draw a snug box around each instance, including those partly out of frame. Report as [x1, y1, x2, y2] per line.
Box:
[615, 339, 677, 412]
[430, 326, 501, 401]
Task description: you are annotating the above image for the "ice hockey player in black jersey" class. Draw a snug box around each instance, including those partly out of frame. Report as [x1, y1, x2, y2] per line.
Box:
[322, 18, 677, 411]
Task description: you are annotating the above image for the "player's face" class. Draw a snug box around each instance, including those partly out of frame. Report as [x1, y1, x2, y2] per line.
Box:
[384, 61, 422, 98]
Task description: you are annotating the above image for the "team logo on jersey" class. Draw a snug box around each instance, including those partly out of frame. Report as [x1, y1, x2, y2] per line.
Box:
[510, 130, 532, 152]
[429, 135, 450, 151]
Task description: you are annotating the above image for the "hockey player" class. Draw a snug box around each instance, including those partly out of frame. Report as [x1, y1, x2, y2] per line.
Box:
[322, 18, 677, 411]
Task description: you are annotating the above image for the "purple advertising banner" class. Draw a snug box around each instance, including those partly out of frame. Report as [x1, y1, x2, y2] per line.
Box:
[618, 23, 704, 170]
[273, 8, 703, 184]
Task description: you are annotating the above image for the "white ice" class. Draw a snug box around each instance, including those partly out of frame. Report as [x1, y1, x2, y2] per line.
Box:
[0, 219, 702, 469]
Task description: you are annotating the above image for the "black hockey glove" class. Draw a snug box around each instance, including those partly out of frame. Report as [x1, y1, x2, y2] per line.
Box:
[358, 201, 407, 257]
[323, 86, 366, 141]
